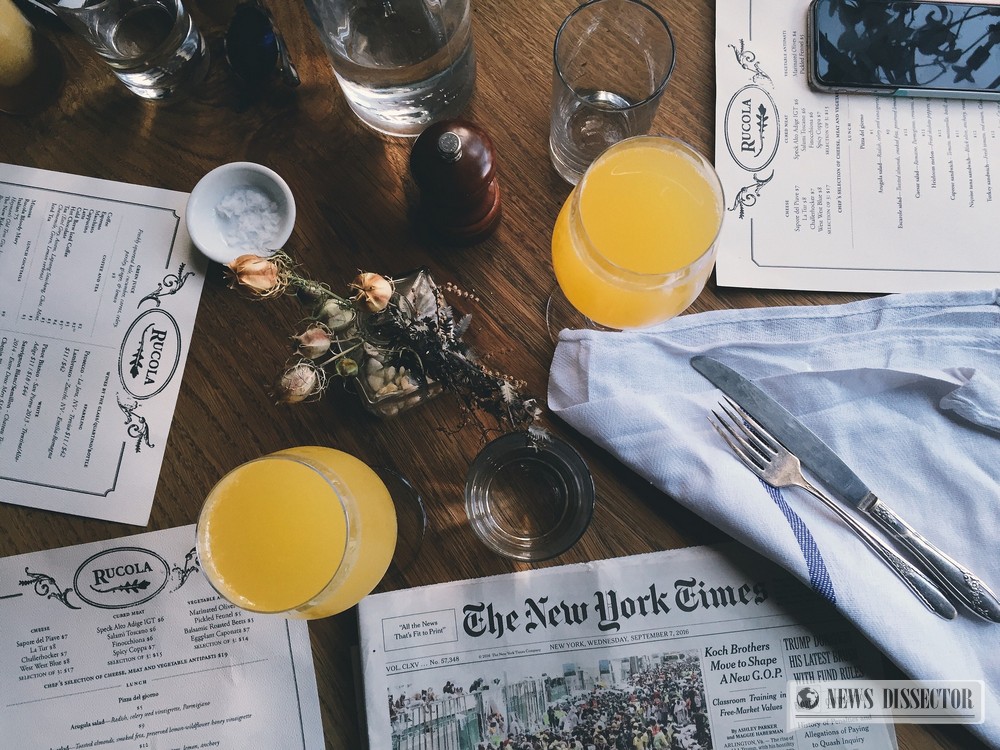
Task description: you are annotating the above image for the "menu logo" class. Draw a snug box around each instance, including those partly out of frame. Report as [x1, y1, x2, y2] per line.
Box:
[724, 84, 779, 172]
[73, 547, 170, 609]
[119, 309, 181, 399]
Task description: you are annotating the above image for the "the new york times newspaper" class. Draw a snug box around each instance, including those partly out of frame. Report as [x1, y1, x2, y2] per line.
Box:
[358, 544, 896, 750]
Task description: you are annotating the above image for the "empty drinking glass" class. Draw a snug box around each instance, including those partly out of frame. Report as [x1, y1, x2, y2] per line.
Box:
[549, 0, 675, 184]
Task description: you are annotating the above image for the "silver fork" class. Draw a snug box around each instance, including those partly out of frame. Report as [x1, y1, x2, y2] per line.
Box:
[710, 397, 957, 621]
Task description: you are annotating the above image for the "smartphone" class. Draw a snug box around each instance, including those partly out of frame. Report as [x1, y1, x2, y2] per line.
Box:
[807, 0, 1000, 99]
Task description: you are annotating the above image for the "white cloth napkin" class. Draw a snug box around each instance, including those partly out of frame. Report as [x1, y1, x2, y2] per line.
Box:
[548, 289, 1000, 747]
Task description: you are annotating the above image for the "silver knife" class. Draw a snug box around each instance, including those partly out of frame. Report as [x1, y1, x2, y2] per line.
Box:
[692, 355, 1000, 622]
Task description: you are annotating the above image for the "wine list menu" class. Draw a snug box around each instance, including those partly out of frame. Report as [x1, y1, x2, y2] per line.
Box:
[714, 0, 1000, 293]
[0, 163, 206, 525]
[0, 525, 324, 749]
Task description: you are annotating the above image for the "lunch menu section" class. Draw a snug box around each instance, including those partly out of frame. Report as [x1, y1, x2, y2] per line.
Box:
[0, 525, 323, 749]
[0, 163, 206, 525]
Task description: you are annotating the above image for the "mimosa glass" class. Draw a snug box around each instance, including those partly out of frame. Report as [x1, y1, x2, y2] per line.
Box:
[196, 446, 398, 619]
[549, 135, 724, 332]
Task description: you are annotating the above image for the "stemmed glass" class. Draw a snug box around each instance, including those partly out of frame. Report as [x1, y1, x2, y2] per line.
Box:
[546, 135, 725, 337]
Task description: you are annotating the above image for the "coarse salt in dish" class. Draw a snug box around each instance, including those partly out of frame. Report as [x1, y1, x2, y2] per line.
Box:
[186, 162, 296, 264]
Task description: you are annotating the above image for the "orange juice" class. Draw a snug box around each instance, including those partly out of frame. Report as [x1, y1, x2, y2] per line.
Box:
[196, 446, 397, 618]
[551, 136, 724, 329]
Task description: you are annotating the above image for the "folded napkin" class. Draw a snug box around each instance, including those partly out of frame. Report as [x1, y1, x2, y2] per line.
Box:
[549, 289, 1000, 747]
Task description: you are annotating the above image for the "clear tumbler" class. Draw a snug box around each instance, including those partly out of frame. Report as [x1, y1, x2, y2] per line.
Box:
[47, 0, 209, 102]
[549, 0, 675, 183]
[304, 0, 476, 137]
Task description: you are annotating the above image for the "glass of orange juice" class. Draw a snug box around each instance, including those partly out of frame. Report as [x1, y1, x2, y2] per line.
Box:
[548, 135, 724, 334]
[196, 446, 404, 619]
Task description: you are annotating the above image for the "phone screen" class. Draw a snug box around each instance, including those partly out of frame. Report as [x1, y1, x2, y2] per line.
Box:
[812, 0, 1000, 93]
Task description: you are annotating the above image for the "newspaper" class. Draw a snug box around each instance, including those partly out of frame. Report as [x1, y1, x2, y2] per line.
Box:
[358, 543, 897, 750]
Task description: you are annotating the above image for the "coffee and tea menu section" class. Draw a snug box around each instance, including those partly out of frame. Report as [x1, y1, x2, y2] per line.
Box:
[0, 163, 205, 525]
[0, 525, 324, 749]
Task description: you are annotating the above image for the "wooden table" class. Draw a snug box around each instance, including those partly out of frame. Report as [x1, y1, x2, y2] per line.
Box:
[0, 1, 986, 748]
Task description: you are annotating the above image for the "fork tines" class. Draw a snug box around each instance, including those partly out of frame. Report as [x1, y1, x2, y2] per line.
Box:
[709, 397, 780, 471]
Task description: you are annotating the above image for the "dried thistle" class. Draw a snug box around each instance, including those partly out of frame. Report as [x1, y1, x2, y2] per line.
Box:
[350, 272, 394, 312]
[225, 252, 293, 299]
[229, 255, 539, 432]
[275, 360, 327, 404]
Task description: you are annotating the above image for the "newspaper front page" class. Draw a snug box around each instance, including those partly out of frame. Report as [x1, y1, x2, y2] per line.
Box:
[359, 544, 896, 750]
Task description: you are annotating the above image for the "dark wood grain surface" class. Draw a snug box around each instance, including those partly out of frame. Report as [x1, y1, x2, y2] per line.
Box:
[0, 1, 987, 748]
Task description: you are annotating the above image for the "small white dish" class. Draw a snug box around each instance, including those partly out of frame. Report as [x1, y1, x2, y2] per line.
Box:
[185, 161, 296, 265]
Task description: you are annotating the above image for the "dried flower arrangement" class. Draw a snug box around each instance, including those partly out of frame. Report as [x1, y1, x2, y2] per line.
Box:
[225, 252, 541, 434]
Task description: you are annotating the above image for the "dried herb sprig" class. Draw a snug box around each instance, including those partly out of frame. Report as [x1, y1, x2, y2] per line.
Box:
[225, 253, 539, 433]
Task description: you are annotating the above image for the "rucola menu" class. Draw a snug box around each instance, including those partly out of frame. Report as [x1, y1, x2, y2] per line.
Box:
[0, 163, 205, 525]
[0, 525, 324, 748]
[714, 0, 1000, 293]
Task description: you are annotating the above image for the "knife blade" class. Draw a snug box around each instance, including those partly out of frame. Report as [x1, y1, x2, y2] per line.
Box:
[692, 355, 1000, 622]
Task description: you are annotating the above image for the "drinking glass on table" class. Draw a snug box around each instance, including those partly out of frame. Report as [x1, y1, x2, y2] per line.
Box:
[46, 0, 209, 101]
[547, 135, 724, 334]
[303, 0, 476, 137]
[0, 0, 64, 115]
[549, 0, 675, 184]
[196, 446, 407, 619]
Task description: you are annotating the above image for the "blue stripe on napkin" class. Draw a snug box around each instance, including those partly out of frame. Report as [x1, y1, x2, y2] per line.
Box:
[760, 480, 836, 604]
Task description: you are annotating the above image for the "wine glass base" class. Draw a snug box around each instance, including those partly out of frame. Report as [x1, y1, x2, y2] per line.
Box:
[545, 283, 616, 344]
[374, 467, 426, 574]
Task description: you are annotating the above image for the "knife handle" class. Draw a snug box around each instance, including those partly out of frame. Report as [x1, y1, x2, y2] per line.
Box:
[867, 498, 1000, 622]
[797, 485, 956, 619]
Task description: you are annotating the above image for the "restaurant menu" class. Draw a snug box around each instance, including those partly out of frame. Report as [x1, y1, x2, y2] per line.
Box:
[0, 524, 324, 749]
[359, 543, 896, 750]
[0, 163, 206, 525]
[714, 1, 1000, 293]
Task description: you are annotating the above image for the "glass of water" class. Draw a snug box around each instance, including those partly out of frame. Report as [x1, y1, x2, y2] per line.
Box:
[304, 0, 476, 137]
[549, 0, 675, 184]
[48, 0, 209, 102]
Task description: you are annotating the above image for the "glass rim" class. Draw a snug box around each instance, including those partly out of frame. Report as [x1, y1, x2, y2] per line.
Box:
[464, 431, 595, 562]
[195, 452, 351, 615]
[572, 134, 726, 283]
[48, 0, 180, 14]
[553, 0, 676, 111]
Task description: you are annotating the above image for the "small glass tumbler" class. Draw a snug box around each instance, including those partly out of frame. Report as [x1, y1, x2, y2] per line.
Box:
[303, 0, 476, 136]
[465, 432, 595, 561]
[0, 0, 64, 115]
[48, 0, 209, 102]
[549, 0, 675, 184]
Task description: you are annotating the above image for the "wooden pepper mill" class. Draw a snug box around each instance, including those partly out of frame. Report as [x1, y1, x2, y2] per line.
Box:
[409, 119, 502, 245]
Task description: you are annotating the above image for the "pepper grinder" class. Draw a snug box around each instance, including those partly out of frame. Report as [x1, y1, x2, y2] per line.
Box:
[409, 119, 502, 245]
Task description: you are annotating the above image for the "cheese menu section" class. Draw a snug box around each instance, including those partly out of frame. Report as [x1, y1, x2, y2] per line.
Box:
[1, 525, 324, 749]
[0, 163, 206, 525]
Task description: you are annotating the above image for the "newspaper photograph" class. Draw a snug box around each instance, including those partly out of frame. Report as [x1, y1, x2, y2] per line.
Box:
[358, 544, 897, 750]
